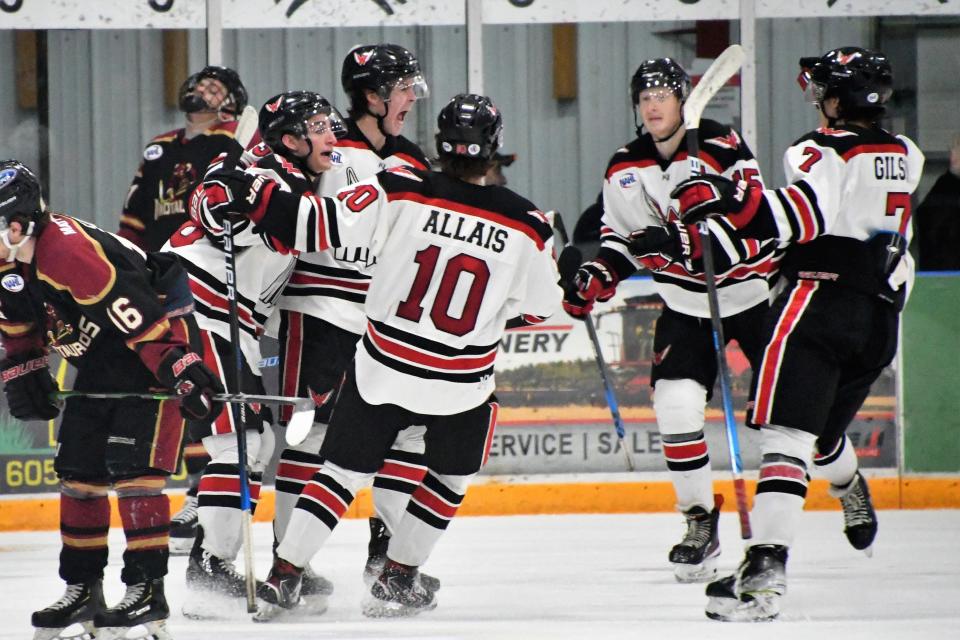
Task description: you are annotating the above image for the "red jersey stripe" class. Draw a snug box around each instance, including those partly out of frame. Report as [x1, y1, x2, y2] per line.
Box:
[366, 321, 497, 371]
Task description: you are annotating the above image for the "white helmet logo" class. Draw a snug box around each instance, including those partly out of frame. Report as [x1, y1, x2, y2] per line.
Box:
[866, 92, 879, 103]
[0, 168, 17, 189]
[467, 144, 481, 156]
[441, 141, 453, 152]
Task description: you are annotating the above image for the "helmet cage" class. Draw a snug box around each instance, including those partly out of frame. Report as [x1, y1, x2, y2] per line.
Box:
[178, 66, 248, 116]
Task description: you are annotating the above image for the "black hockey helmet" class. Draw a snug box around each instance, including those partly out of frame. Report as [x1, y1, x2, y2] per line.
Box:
[630, 58, 691, 106]
[0, 160, 44, 237]
[341, 44, 428, 112]
[799, 47, 893, 119]
[435, 94, 503, 161]
[259, 91, 347, 151]
[178, 65, 248, 116]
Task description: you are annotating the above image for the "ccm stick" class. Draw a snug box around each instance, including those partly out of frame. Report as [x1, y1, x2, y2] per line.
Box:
[683, 44, 752, 539]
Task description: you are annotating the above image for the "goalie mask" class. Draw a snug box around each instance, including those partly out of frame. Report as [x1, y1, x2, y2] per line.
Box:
[178, 65, 248, 117]
[798, 47, 893, 121]
[435, 94, 503, 161]
[0, 160, 44, 262]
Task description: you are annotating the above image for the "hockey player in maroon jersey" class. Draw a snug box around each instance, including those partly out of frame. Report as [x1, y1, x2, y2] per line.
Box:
[205, 93, 562, 618]
[667, 47, 924, 621]
[163, 93, 347, 618]
[117, 65, 250, 556]
[562, 58, 776, 583]
[272, 43, 437, 593]
[0, 160, 223, 640]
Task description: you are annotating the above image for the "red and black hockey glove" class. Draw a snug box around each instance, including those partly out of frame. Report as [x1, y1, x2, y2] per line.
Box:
[201, 167, 277, 224]
[629, 222, 703, 272]
[670, 174, 758, 225]
[1, 353, 60, 421]
[561, 259, 618, 319]
[157, 350, 225, 422]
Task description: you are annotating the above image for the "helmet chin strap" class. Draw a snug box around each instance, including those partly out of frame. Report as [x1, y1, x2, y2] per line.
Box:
[1, 220, 36, 263]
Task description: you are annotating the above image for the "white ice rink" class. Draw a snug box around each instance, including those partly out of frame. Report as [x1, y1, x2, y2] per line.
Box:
[1, 508, 957, 640]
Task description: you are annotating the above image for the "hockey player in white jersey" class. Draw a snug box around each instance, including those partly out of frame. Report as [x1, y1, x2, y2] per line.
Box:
[563, 58, 776, 583]
[162, 91, 346, 617]
[668, 47, 924, 621]
[205, 93, 562, 618]
[272, 44, 438, 594]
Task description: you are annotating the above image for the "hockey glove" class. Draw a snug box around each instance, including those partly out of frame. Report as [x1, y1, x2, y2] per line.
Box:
[200, 167, 277, 223]
[561, 260, 618, 319]
[670, 174, 756, 224]
[629, 222, 703, 272]
[156, 350, 225, 422]
[1, 353, 60, 421]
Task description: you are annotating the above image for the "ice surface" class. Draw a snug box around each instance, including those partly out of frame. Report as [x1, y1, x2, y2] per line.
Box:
[2, 509, 957, 639]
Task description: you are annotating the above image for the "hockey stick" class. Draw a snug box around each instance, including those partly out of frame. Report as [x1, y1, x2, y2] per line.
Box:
[53, 390, 316, 443]
[683, 45, 752, 539]
[221, 104, 261, 611]
[553, 213, 635, 472]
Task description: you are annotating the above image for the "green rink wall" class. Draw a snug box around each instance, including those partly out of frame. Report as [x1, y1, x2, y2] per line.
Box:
[902, 273, 960, 473]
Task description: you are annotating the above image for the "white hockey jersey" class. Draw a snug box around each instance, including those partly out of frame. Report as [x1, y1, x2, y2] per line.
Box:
[249, 166, 562, 415]
[710, 124, 924, 298]
[600, 119, 778, 318]
[277, 118, 430, 335]
[162, 148, 311, 373]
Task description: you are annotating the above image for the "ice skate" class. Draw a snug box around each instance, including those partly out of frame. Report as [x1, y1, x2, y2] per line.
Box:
[252, 557, 304, 622]
[362, 561, 437, 618]
[669, 495, 722, 583]
[168, 495, 198, 556]
[705, 544, 787, 622]
[364, 517, 441, 593]
[182, 530, 258, 620]
[32, 580, 104, 640]
[830, 471, 877, 556]
[93, 579, 170, 640]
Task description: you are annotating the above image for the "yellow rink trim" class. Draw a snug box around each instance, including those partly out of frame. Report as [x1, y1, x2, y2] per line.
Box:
[1, 476, 958, 532]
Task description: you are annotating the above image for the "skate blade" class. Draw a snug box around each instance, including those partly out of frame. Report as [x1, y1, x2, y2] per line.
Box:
[96, 619, 171, 640]
[252, 595, 325, 622]
[673, 555, 719, 583]
[705, 592, 780, 622]
[168, 536, 196, 556]
[182, 589, 250, 620]
[862, 545, 874, 558]
[361, 595, 437, 619]
[33, 621, 96, 640]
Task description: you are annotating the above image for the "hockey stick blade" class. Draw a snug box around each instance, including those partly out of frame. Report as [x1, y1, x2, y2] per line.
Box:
[284, 404, 316, 446]
[234, 105, 259, 149]
[683, 44, 744, 131]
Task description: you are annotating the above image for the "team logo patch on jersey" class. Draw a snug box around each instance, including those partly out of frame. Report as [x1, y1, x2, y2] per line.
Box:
[1, 273, 25, 293]
[354, 49, 375, 66]
[619, 172, 637, 188]
[652, 345, 671, 366]
[144, 144, 163, 161]
[330, 150, 342, 165]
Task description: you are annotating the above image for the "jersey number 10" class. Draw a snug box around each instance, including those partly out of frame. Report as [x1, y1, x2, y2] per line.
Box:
[396, 244, 490, 337]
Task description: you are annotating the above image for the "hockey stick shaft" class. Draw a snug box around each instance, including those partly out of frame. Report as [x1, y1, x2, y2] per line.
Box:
[684, 45, 751, 538]
[54, 390, 313, 408]
[222, 105, 259, 611]
[553, 213, 635, 472]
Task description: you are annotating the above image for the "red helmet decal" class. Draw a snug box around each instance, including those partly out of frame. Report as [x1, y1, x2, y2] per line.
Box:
[265, 96, 284, 113]
[837, 51, 859, 66]
[354, 49, 375, 66]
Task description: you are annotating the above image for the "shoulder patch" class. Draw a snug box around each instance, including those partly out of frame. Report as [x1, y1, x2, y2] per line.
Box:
[143, 144, 164, 161]
[704, 129, 742, 151]
[386, 166, 423, 182]
[1, 273, 24, 293]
